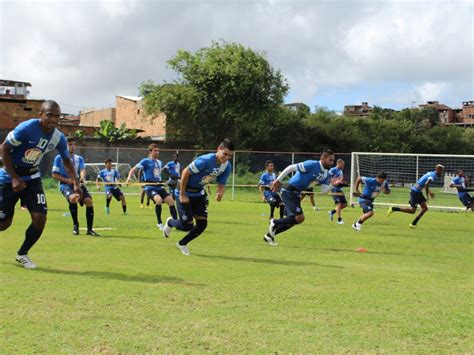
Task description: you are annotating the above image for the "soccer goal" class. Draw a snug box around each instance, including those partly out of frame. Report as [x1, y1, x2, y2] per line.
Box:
[84, 163, 135, 182]
[350, 152, 474, 211]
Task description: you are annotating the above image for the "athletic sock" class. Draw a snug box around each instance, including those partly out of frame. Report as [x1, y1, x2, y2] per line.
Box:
[392, 207, 401, 212]
[331, 209, 336, 214]
[270, 205, 275, 218]
[279, 206, 284, 218]
[274, 215, 297, 225]
[18, 224, 43, 255]
[169, 205, 178, 219]
[275, 223, 294, 235]
[106, 198, 111, 207]
[122, 204, 127, 213]
[155, 204, 162, 224]
[357, 219, 364, 225]
[86, 207, 94, 230]
[179, 219, 207, 245]
[337, 217, 342, 222]
[69, 203, 79, 226]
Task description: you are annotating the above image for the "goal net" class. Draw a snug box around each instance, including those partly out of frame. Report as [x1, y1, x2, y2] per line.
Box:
[84, 163, 135, 182]
[350, 152, 474, 211]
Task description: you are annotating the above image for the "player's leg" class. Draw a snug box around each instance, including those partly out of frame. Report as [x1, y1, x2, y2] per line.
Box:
[62, 185, 80, 235]
[81, 187, 99, 236]
[176, 195, 208, 255]
[388, 191, 418, 216]
[265, 193, 276, 219]
[161, 191, 178, 220]
[410, 201, 428, 227]
[165, 194, 194, 238]
[151, 190, 164, 227]
[140, 188, 145, 208]
[352, 201, 373, 231]
[267, 190, 303, 242]
[0, 183, 18, 231]
[309, 193, 318, 211]
[118, 191, 127, 214]
[105, 191, 112, 214]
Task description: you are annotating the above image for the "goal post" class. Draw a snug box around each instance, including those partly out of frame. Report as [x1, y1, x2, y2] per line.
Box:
[350, 152, 474, 211]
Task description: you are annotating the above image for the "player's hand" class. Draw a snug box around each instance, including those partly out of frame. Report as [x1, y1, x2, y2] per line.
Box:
[352, 191, 361, 197]
[429, 191, 435, 199]
[271, 180, 282, 192]
[12, 177, 26, 192]
[179, 194, 190, 204]
[215, 193, 223, 202]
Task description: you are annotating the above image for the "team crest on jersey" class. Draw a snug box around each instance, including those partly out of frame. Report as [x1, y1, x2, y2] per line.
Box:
[48, 143, 55, 150]
[201, 175, 216, 185]
[22, 148, 42, 164]
[153, 167, 161, 177]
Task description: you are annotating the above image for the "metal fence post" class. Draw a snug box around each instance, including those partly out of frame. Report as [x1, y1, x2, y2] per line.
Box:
[231, 151, 236, 201]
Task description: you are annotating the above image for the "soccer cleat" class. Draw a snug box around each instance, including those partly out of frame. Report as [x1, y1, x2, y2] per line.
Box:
[140, 204, 145, 209]
[163, 217, 172, 238]
[122, 212, 128, 215]
[176, 242, 190, 256]
[157, 223, 164, 231]
[263, 233, 277, 246]
[387, 206, 394, 217]
[352, 222, 361, 232]
[328, 211, 335, 221]
[105, 207, 110, 214]
[268, 219, 277, 238]
[73, 225, 79, 235]
[86, 230, 100, 236]
[409, 223, 417, 229]
[337, 220, 345, 225]
[15, 254, 37, 269]
[313, 206, 319, 211]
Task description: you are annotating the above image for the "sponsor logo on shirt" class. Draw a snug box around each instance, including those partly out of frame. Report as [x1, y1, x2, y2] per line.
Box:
[22, 148, 42, 164]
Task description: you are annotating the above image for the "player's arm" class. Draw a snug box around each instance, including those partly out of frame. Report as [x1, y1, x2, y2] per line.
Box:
[272, 164, 298, 191]
[96, 175, 101, 190]
[215, 184, 225, 202]
[353, 177, 362, 196]
[126, 166, 138, 184]
[425, 180, 435, 199]
[0, 141, 26, 192]
[52, 156, 74, 185]
[179, 167, 191, 204]
[63, 159, 81, 196]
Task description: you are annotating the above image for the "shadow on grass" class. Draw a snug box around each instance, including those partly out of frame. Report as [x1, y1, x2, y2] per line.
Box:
[193, 253, 344, 269]
[11, 265, 205, 286]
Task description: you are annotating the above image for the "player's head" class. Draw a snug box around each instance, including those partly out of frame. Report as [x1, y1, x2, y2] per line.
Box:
[67, 137, 76, 154]
[456, 169, 464, 177]
[435, 164, 444, 177]
[104, 158, 113, 169]
[265, 160, 274, 172]
[336, 159, 345, 169]
[39, 100, 61, 133]
[320, 149, 335, 169]
[148, 143, 160, 159]
[216, 138, 234, 164]
[376, 171, 387, 184]
[172, 153, 179, 162]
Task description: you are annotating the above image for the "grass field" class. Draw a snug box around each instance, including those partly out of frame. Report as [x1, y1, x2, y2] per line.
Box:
[1, 187, 473, 352]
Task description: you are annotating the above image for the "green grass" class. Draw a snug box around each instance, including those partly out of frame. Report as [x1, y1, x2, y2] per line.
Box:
[1, 189, 473, 353]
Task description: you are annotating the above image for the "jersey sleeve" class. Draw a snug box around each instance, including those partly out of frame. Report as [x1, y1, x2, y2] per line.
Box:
[6, 121, 30, 147]
[56, 135, 70, 161]
[188, 156, 207, 175]
[259, 173, 266, 185]
[52, 155, 62, 174]
[135, 158, 146, 170]
[297, 160, 316, 173]
[115, 170, 120, 180]
[78, 156, 85, 170]
[216, 163, 231, 185]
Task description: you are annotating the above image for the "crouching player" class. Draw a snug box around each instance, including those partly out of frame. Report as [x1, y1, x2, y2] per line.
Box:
[162, 139, 234, 256]
[259, 160, 285, 220]
[449, 170, 473, 211]
[96, 158, 127, 215]
[352, 172, 390, 232]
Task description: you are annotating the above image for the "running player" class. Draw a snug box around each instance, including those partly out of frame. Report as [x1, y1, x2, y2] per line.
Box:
[449, 170, 473, 211]
[328, 159, 348, 224]
[259, 160, 284, 219]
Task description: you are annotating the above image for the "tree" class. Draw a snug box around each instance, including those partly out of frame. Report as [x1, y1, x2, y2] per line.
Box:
[94, 120, 137, 142]
[141, 41, 289, 149]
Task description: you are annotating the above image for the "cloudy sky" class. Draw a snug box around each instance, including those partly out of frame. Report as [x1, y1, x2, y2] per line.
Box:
[1, 0, 472, 114]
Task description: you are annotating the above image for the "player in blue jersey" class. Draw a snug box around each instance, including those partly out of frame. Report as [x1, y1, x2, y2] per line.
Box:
[96, 158, 127, 215]
[328, 159, 348, 225]
[351, 172, 391, 231]
[162, 139, 234, 256]
[265, 150, 336, 246]
[52, 137, 99, 236]
[259, 160, 284, 219]
[387, 164, 444, 227]
[449, 170, 473, 211]
[163, 153, 181, 199]
[126, 144, 177, 230]
[0, 100, 81, 268]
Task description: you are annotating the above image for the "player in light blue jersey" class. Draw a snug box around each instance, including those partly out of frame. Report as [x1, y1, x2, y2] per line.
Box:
[162, 139, 234, 256]
[163, 153, 181, 199]
[126, 144, 177, 230]
[52, 137, 99, 236]
[352, 172, 391, 231]
[265, 150, 335, 246]
[387, 165, 444, 227]
[449, 170, 473, 211]
[0, 100, 81, 268]
[96, 158, 127, 215]
[259, 160, 284, 219]
[328, 159, 348, 225]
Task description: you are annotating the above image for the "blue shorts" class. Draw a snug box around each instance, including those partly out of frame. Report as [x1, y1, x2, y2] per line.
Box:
[459, 193, 472, 207]
[0, 178, 47, 220]
[176, 193, 209, 222]
[264, 191, 283, 206]
[332, 194, 347, 205]
[359, 199, 374, 213]
[409, 190, 426, 207]
[281, 189, 303, 217]
[106, 187, 123, 201]
[145, 187, 169, 201]
[61, 185, 91, 206]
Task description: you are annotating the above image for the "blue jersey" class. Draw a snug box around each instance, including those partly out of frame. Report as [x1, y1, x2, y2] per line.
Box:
[164, 161, 181, 178]
[259, 172, 277, 197]
[180, 153, 231, 197]
[451, 176, 468, 198]
[135, 158, 163, 191]
[359, 177, 389, 202]
[329, 167, 344, 193]
[287, 160, 330, 191]
[411, 171, 438, 193]
[0, 119, 69, 183]
[98, 168, 121, 192]
[52, 154, 84, 186]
